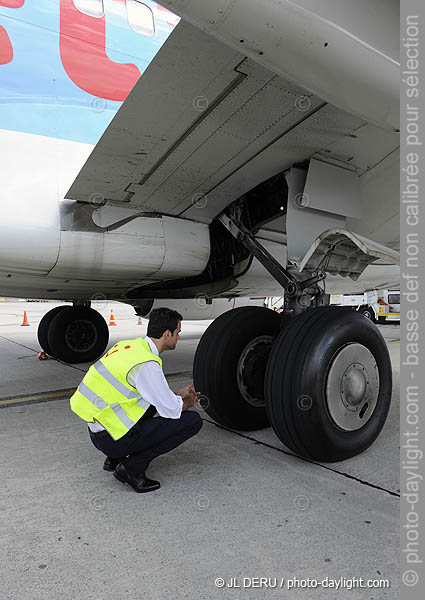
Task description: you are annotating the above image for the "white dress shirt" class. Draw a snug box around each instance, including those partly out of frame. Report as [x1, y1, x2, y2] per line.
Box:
[88, 336, 183, 432]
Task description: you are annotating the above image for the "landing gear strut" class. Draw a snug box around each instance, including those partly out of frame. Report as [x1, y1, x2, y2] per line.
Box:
[38, 305, 109, 363]
[193, 212, 393, 461]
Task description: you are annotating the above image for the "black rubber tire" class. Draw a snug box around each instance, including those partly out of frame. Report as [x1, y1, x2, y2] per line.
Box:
[265, 307, 392, 462]
[48, 307, 109, 363]
[193, 306, 281, 430]
[37, 305, 71, 357]
[360, 306, 375, 322]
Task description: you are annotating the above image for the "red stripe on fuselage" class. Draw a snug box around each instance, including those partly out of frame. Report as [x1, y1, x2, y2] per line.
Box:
[59, 0, 141, 101]
[0, 25, 13, 64]
[0, 1, 25, 8]
[0, 0, 25, 64]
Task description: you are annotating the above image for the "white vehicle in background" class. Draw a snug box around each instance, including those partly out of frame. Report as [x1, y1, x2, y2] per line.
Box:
[330, 290, 400, 323]
[268, 290, 401, 324]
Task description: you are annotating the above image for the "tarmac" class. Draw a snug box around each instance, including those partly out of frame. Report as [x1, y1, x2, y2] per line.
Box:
[0, 301, 400, 599]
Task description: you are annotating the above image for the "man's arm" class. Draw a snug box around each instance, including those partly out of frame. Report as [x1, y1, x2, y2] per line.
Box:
[130, 361, 183, 419]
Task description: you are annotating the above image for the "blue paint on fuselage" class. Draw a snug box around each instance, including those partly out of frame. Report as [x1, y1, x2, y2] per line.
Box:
[0, 0, 173, 145]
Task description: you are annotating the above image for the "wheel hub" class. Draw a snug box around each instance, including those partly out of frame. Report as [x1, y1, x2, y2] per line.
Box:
[65, 319, 98, 353]
[237, 335, 273, 407]
[326, 343, 379, 431]
[341, 365, 367, 408]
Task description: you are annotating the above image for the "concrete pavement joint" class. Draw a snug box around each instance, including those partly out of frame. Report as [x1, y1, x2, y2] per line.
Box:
[0, 334, 92, 373]
[202, 418, 400, 498]
[0, 334, 40, 354]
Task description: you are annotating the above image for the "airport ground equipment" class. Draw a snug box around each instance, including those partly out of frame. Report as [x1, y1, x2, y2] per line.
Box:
[330, 290, 401, 323]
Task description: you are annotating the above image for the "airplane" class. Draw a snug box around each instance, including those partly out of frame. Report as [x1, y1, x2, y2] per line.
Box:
[0, 0, 400, 462]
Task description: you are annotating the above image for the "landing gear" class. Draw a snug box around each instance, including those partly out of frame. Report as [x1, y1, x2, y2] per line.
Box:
[195, 304, 392, 461]
[359, 306, 375, 322]
[193, 306, 281, 430]
[38, 305, 109, 363]
[37, 305, 69, 357]
[194, 210, 394, 461]
[265, 307, 392, 462]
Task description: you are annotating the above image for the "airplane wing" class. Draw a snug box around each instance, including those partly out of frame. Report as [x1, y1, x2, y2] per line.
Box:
[66, 20, 399, 227]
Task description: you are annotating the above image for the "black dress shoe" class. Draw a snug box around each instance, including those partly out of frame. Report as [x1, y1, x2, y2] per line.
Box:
[113, 463, 160, 493]
[103, 456, 121, 472]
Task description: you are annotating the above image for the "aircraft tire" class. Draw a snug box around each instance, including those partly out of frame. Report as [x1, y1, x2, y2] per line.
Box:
[193, 306, 281, 430]
[265, 307, 392, 462]
[48, 306, 109, 363]
[37, 305, 70, 357]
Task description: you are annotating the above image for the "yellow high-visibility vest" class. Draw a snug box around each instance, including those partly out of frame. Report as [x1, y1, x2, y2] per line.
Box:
[70, 338, 162, 440]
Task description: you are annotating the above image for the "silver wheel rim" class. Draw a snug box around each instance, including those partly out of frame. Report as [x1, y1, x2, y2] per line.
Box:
[326, 343, 380, 431]
[237, 335, 273, 407]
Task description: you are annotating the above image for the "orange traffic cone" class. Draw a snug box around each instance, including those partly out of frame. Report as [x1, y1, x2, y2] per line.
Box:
[108, 309, 117, 326]
[137, 316, 143, 325]
[21, 311, 30, 326]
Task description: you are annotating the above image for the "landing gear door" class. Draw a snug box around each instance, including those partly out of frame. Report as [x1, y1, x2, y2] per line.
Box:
[298, 228, 400, 280]
[285, 159, 362, 265]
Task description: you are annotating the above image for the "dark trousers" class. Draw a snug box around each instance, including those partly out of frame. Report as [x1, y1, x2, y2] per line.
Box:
[89, 410, 202, 474]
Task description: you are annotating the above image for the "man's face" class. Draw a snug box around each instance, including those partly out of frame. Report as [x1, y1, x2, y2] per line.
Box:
[165, 320, 181, 350]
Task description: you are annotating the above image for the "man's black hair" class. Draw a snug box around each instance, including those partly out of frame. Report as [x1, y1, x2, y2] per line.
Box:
[147, 308, 183, 338]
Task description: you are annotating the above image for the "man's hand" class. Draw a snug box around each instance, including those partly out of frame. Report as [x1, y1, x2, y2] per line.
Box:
[178, 384, 200, 410]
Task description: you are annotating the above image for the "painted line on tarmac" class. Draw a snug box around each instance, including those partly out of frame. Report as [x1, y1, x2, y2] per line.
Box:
[0, 388, 75, 408]
[0, 371, 192, 409]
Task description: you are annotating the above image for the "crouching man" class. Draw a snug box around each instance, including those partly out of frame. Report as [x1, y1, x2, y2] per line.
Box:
[70, 308, 202, 493]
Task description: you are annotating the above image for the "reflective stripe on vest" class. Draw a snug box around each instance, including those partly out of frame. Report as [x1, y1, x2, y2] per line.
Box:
[70, 338, 162, 440]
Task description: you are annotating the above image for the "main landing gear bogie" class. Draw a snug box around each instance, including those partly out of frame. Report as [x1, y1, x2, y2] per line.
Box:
[37, 305, 109, 363]
[193, 305, 392, 462]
